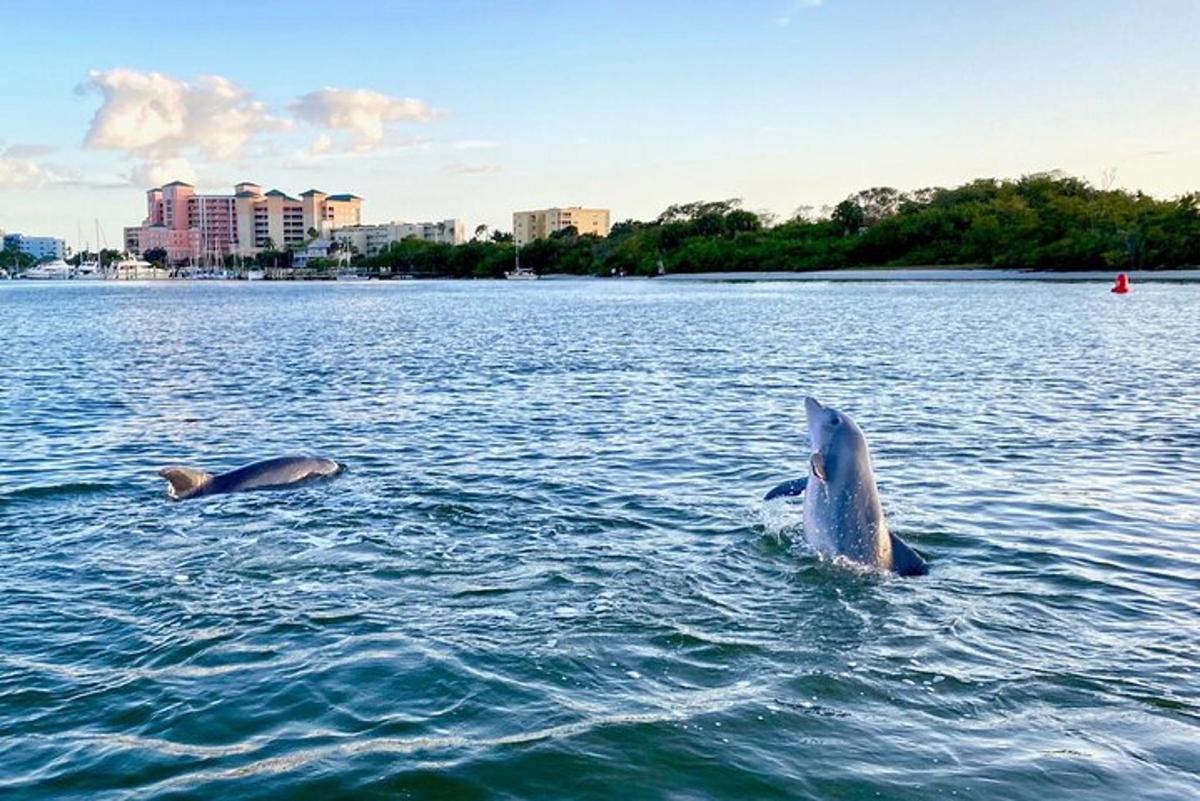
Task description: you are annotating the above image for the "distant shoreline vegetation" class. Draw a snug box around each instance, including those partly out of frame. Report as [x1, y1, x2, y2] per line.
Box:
[17, 171, 1191, 280]
[338, 172, 1197, 279]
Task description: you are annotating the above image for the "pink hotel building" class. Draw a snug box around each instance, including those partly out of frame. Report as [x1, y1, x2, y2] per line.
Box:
[124, 181, 362, 264]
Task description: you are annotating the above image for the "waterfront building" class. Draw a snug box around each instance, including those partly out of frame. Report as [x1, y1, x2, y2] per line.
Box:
[292, 239, 339, 269]
[3, 233, 68, 260]
[512, 207, 610, 245]
[124, 181, 363, 265]
[332, 219, 465, 256]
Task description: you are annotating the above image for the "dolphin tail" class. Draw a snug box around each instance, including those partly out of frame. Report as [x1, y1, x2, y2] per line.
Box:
[890, 533, 928, 577]
[764, 476, 808, 501]
[159, 467, 212, 500]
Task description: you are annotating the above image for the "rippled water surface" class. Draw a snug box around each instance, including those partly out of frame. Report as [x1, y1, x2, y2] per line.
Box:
[2, 280, 1198, 800]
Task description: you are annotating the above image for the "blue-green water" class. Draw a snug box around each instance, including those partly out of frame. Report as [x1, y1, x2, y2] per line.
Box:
[1, 280, 1198, 800]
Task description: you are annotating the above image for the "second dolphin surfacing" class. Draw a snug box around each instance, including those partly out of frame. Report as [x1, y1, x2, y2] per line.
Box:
[764, 397, 927, 577]
[159, 456, 343, 501]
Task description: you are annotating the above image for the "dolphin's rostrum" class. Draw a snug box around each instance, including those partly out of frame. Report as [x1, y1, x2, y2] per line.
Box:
[765, 397, 927, 577]
[159, 456, 343, 501]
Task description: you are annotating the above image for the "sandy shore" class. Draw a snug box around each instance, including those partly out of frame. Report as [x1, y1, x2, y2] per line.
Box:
[655, 268, 1200, 282]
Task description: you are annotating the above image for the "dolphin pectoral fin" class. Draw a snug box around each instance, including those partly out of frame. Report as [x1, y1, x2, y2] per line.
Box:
[764, 477, 808, 501]
[810, 453, 827, 482]
[890, 533, 928, 577]
[159, 467, 212, 501]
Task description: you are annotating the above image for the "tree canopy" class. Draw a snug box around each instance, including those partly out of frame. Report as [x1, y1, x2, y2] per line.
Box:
[343, 172, 1200, 278]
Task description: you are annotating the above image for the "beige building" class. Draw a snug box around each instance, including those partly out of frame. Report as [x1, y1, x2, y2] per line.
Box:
[513, 207, 610, 245]
[126, 180, 363, 264]
[333, 219, 465, 256]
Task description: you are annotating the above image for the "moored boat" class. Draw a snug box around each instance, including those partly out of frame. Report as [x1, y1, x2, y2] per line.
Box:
[21, 259, 72, 280]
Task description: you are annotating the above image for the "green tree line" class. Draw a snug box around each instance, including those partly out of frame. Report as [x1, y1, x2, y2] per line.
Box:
[350, 172, 1200, 278]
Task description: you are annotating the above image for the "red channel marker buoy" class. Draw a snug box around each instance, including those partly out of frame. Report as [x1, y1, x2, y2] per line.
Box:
[1111, 273, 1130, 294]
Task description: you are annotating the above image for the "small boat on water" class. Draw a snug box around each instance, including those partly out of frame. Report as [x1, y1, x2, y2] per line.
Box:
[21, 259, 72, 280]
[246, 269, 265, 281]
[505, 245, 538, 280]
[336, 272, 370, 281]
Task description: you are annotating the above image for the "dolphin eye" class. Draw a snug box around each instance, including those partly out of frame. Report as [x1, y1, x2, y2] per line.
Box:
[826, 412, 840, 426]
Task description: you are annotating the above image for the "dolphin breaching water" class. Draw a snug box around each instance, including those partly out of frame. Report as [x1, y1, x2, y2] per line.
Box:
[159, 456, 343, 501]
[764, 397, 927, 577]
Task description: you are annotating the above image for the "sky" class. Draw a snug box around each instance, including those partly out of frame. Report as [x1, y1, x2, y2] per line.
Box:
[0, 0, 1197, 247]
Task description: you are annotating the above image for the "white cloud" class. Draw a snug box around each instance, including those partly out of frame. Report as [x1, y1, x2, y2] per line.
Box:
[83, 69, 282, 160]
[82, 69, 285, 185]
[128, 157, 198, 188]
[74, 71, 452, 186]
[0, 157, 54, 189]
[309, 133, 333, 157]
[0, 146, 66, 189]
[290, 88, 438, 151]
[776, 0, 823, 26]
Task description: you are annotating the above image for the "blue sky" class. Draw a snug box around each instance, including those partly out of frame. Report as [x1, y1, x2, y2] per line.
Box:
[1, 0, 1197, 246]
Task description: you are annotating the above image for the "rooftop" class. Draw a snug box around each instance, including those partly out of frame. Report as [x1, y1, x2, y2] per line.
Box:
[327, 193, 361, 202]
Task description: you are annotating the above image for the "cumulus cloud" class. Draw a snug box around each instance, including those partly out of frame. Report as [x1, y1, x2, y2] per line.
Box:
[290, 88, 438, 151]
[83, 69, 283, 160]
[74, 70, 449, 185]
[128, 157, 198, 188]
[81, 69, 286, 184]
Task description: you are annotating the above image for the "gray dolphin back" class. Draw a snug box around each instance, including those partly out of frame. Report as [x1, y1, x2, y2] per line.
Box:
[160, 456, 342, 501]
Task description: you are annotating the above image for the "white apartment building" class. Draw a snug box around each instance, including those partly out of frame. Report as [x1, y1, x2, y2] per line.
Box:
[332, 219, 465, 256]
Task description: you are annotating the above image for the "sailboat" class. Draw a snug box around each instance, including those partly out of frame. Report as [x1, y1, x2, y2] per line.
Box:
[505, 243, 538, 280]
[73, 220, 110, 279]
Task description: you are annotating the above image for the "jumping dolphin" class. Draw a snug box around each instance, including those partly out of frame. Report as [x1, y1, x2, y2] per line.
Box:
[764, 397, 927, 577]
[159, 456, 343, 501]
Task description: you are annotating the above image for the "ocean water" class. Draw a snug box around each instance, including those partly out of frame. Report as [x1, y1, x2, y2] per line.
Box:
[1, 279, 1197, 800]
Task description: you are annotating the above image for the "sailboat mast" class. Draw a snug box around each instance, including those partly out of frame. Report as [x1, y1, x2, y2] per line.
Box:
[95, 218, 103, 277]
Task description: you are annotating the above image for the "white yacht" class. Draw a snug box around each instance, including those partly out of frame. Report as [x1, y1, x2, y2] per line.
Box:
[73, 260, 106, 280]
[21, 259, 72, 280]
[113, 258, 168, 280]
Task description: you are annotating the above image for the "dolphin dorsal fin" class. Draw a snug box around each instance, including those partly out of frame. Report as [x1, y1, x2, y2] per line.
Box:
[159, 467, 212, 500]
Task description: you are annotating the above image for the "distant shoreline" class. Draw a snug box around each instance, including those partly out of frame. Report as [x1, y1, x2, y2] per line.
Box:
[647, 268, 1200, 283]
[7, 267, 1200, 285]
